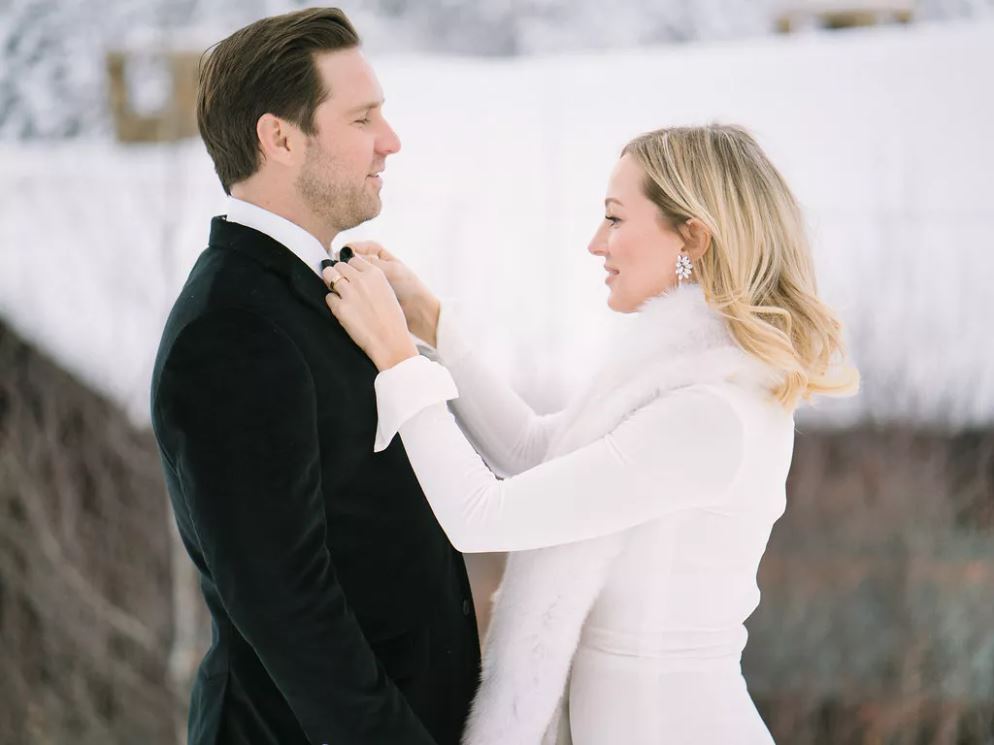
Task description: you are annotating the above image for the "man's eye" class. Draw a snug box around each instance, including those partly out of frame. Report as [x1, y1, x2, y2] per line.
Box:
[355, 117, 370, 125]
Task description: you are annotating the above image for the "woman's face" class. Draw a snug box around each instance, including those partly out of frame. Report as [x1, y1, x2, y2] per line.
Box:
[588, 154, 686, 313]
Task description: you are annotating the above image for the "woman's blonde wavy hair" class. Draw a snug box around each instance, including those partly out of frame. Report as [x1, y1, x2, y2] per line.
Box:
[622, 124, 859, 408]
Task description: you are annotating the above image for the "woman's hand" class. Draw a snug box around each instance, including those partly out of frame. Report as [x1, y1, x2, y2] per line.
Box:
[324, 256, 419, 371]
[345, 241, 441, 348]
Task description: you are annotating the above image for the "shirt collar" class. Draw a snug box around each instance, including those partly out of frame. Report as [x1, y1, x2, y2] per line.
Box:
[224, 197, 331, 277]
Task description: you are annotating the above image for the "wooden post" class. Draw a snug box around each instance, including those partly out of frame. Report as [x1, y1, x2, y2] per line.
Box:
[106, 50, 201, 143]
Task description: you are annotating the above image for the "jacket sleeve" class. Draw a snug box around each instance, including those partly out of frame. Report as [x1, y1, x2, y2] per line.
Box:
[155, 308, 436, 745]
[373, 356, 745, 553]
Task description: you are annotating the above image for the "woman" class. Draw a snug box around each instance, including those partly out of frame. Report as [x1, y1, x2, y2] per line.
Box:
[322, 125, 858, 744]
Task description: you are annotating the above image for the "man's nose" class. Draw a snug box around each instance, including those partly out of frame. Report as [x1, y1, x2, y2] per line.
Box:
[378, 119, 401, 155]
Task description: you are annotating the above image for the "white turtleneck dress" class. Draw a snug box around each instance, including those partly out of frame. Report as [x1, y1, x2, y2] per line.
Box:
[370, 288, 794, 744]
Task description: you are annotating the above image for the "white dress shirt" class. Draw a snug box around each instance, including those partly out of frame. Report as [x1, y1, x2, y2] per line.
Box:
[224, 197, 331, 277]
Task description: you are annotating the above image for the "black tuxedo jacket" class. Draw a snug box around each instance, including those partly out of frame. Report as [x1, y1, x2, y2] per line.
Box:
[151, 217, 480, 745]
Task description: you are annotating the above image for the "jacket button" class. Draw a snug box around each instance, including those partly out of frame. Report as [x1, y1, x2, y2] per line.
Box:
[462, 599, 472, 616]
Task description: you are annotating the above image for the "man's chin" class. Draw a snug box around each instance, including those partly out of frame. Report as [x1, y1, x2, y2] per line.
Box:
[359, 198, 382, 224]
[362, 193, 383, 221]
[339, 199, 382, 232]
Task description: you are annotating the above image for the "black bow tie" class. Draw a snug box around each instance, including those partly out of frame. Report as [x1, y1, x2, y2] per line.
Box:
[321, 246, 355, 272]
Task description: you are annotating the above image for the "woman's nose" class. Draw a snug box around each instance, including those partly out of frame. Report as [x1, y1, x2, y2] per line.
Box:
[588, 231, 606, 256]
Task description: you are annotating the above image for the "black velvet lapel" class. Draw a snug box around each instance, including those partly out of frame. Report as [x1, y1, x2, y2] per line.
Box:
[208, 216, 334, 321]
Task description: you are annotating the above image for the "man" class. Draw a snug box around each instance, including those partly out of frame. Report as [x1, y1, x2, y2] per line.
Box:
[150, 8, 480, 744]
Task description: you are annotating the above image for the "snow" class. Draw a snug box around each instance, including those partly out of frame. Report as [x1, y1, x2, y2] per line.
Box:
[1, 20, 992, 429]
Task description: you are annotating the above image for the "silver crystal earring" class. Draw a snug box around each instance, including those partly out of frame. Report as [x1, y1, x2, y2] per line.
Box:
[676, 253, 693, 285]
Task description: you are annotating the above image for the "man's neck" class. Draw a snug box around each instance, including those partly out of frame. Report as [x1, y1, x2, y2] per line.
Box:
[230, 189, 337, 248]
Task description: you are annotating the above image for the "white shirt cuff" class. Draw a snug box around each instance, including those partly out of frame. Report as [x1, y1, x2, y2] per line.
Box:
[373, 355, 459, 452]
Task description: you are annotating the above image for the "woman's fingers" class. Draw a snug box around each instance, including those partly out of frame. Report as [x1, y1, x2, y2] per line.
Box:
[362, 254, 401, 281]
[345, 254, 375, 272]
[348, 241, 396, 261]
[346, 240, 380, 255]
[327, 256, 388, 296]
[334, 259, 363, 281]
[322, 266, 349, 296]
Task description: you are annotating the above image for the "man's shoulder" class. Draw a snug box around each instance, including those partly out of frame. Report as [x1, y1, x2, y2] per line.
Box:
[164, 244, 300, 333]
[154, 249, 290, 367]
[186, 242, 286, 301]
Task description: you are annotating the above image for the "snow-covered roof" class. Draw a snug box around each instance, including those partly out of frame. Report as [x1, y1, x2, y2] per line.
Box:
[1, 21, 992, 429]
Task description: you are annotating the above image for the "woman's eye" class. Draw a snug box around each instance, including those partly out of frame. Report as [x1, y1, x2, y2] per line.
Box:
[605, 215, 620, 225]
[355, 117, 370, 125]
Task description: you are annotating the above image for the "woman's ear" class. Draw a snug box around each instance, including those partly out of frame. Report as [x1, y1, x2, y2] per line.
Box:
[678, 218, 712, 262]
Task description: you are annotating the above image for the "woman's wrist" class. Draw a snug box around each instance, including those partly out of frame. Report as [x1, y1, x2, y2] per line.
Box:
[373, 337, 420, 372]
[408, 294, 441, 348]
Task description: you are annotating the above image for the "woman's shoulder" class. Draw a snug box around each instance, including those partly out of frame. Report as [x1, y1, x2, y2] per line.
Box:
[619, 383, 746, 462]
[667, 379, 793, 432]
[680, 380, 796, 464]
[633, 382, 793, 485]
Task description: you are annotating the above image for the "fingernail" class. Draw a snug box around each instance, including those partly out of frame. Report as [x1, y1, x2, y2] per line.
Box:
[339, 246, 355, 263]
[321, 258, 337, 270]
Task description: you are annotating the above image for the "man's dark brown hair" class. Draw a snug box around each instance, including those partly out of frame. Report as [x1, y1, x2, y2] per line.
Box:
[197, 8, 361, 195]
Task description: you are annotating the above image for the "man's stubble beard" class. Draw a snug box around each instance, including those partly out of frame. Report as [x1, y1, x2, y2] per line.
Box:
[296, 139, 381, 234]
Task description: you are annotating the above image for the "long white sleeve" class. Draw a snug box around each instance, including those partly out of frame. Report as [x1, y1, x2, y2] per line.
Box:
[430, 301, 566, 476]
[373, 356, 745, 553]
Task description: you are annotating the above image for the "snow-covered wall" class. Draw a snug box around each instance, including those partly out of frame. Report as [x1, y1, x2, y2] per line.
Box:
[7, 0, 991, 139]
[2, 21, 992, 428]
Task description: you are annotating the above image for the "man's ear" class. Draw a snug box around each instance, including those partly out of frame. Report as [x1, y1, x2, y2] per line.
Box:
[678, 218, 712, 262]
[256, 113, 298, 167]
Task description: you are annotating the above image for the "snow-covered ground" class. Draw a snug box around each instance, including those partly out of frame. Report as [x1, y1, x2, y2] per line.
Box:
[2, 20, 992, 429]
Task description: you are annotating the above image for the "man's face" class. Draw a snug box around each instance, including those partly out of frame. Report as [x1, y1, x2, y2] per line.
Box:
[295, 48, 401, 234]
